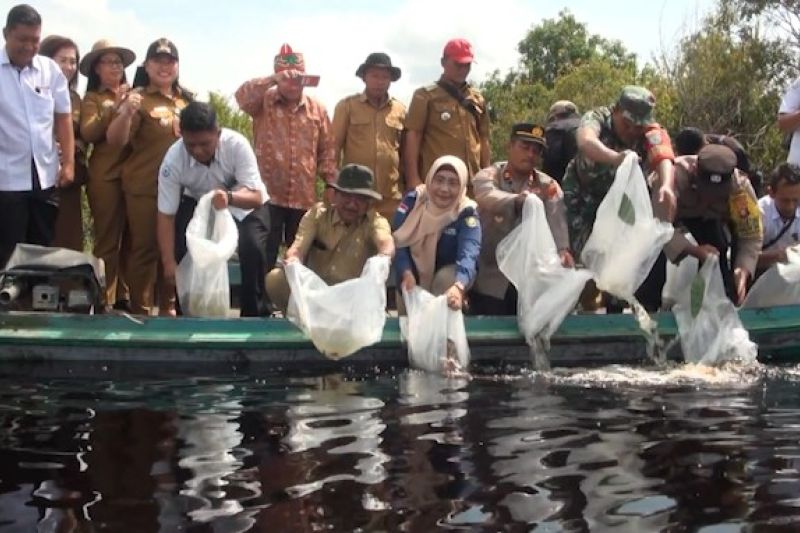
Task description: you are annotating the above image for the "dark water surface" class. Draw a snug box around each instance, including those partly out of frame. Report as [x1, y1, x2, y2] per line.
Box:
[1, 363, 800, 532]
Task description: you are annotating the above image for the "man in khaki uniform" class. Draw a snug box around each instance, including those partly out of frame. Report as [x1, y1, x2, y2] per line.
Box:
[645, 144, 763, 307]
[404, 38, 490, 190]
[266, 164, 394, 313]
[471, 123, 572, 315]
[332, 52, 405, 221]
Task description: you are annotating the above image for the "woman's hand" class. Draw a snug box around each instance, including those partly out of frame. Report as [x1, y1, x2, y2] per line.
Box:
[445, 282, 465, 310]
[400, 270, 416, 292]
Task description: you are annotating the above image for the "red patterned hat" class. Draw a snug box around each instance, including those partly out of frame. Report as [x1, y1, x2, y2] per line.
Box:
[274, 43, 305, 73]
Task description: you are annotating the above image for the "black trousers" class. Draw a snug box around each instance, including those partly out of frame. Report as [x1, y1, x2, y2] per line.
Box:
[175, 197, 271, 317]
[636, 218, 735, 310]
[0, 163, 59, 268]
[265, 203, 306, 271]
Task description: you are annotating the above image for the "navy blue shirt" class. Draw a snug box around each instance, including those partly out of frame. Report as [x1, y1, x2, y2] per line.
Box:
[392, 190, 482, 287]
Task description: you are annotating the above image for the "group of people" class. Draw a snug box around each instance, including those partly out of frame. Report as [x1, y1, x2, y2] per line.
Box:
[3, 2, 800, 321]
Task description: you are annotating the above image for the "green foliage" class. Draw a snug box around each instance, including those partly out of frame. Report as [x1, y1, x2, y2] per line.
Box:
[657, 2, 791, 172]
[207, 91, 253, 143]
[481, 3, 793, 175]
[516, 9, 636, 87]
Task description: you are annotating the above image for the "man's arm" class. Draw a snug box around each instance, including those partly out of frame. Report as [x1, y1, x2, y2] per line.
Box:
[403, 130, 423, 190]
[234, 77, 274, 117]
[758, 247, 788, 270]
[331, 98, 349, 166]
[372, 216, 395, 258]
[54, 112, 75, 187]
[575, 125, 628, 166]
[778, 112, 800, 134]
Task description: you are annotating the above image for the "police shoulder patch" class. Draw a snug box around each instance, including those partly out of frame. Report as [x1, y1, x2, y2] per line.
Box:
[397, 202, 408, 214]
[161, 166, 170, 178]
[465, 216, 478, 228]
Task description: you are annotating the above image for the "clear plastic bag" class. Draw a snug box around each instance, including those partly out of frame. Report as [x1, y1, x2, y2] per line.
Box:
[402, 286, 470, 372]
[581, 153, 674, 300]
[672, 255, 757, 365]
[742, 246, 800, 308]
[176, 191, 238, 317]
[285, 254, 389, 359]
[661, 234, 699, 310]
[497, 194, 592, 346]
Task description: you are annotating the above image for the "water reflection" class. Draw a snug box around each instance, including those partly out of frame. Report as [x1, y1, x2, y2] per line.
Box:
[3, 365, 800, 530]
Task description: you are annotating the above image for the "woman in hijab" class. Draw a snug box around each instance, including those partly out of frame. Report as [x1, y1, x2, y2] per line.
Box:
[393, 155, 482, 311]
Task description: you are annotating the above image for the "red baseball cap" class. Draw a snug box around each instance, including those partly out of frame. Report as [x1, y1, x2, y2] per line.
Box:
[443, 38, 474, 63]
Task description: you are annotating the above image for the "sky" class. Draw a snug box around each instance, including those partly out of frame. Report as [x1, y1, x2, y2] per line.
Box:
[22, 0, 716, 111]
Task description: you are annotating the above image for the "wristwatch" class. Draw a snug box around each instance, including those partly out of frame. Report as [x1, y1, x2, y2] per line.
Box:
[226, 190, 234, 206]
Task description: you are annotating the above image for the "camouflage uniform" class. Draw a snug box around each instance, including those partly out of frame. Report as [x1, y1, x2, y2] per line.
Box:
[561, 107, 647, 255]
[562, 106, 673, 256]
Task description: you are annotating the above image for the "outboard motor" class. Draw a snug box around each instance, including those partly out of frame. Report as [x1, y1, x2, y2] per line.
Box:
[0, 244, 105, 314]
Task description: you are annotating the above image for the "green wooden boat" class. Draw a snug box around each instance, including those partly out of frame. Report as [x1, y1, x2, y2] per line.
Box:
[0, 305, 798, 367]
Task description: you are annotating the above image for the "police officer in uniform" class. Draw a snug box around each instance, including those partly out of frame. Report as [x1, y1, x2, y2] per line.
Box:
[404, 38, 490, 190]
[659, 144, 763, 306]
[107, 38, 191, 315]
[471, 123, 572, 315]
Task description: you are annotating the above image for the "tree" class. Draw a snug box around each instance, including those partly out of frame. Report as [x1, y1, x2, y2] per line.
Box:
[516, 9, 636, 87]
[735, 0, 800, 70]
[657, 2, 792, 172]
[208, 91, 252, 143]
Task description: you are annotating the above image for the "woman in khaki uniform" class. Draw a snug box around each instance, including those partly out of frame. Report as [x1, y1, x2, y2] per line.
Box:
[39, 35, 87, 252]
[79, 40, 136, 309]
[107, 38, 191, 315]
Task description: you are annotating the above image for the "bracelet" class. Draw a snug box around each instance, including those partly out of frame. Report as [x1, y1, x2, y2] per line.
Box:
[226, 190, 234, 206]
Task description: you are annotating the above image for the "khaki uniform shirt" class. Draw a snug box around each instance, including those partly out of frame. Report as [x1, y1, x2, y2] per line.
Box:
[119, 87, 189, 196]
[663, 155, 763, 276]
[473, 163, 569, 298]
[405, 80, 489, 179]
[292, 203, 392, 285]
[81, 89, 131, 182]
[332, 92, 406, 218]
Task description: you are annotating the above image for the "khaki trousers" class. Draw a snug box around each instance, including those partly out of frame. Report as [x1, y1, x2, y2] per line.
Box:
[124, 193, 160, 315]
[88, 177, 128, 306]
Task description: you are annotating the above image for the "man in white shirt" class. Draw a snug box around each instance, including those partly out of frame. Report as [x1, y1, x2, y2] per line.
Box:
[0, 4, 74, 267]
[757, 163, 800, 272]
[779, 78, 800, 166]
[157, 101, 271, 317]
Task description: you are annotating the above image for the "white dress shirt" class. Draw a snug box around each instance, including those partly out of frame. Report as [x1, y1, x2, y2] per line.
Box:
[158, 128, 269, 221]
[0, 48, 71, 191]
[758, 194, 800, 251]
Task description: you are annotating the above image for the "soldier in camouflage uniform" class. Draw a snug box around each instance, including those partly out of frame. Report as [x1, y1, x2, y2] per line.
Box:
[562, 86, 677, 257]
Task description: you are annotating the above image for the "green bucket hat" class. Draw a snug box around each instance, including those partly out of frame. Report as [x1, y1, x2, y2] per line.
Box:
[328, 164, 382, 201]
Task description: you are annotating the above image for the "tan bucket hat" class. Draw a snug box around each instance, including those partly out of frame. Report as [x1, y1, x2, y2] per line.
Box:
[79, 39, 136, 76]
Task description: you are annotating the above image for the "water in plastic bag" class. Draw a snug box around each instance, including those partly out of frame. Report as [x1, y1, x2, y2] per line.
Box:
[285, 255, 389, 359]
[176, 191, 238, 317]
[496, 195, 593, 355]
[742, 245, 800, 308]
[672, 255, 757, 365]
[402, 286, 470, 373]
[581, 153, 674, 300]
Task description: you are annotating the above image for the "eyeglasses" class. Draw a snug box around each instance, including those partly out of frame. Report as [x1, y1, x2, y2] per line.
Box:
[98, 59, 124, 67]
